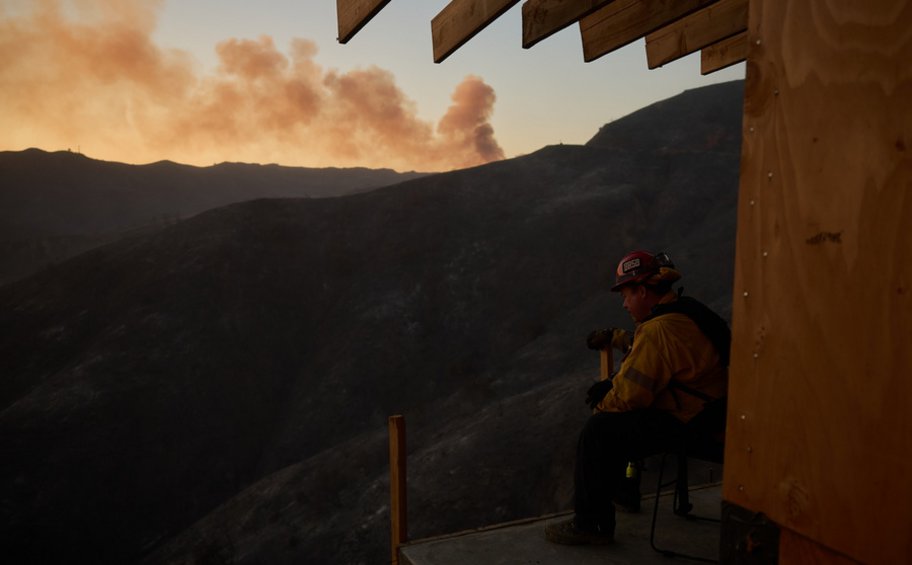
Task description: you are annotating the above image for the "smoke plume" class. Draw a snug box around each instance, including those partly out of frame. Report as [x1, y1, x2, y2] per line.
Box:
[0, 0, 505, 171]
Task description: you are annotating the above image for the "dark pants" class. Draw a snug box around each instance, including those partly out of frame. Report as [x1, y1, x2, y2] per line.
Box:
[573, 409, 685, 531]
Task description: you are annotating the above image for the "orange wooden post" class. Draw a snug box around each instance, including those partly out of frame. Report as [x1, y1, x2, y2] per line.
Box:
[599, 348, 614, 380]
[388, 415, 407, 565]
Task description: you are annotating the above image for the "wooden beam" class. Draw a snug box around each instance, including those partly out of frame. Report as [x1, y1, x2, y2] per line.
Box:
[389, 415, 407, 565]
[521, 0, 612, 49]
[337, 0, 391, 44]
[780, 529, 863, 565]
[599, 348, 614, 380]
[579, 0, 720, 63]
[700, 30, 747, 74]
[432, 0, 520, 63]
[724, 0, 912, 562]
[644, 0, 748, 69]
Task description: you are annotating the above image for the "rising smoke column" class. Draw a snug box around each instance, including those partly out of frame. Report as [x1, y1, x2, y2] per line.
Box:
[0, 0, 504, 171]
[437, 75, 504, 168]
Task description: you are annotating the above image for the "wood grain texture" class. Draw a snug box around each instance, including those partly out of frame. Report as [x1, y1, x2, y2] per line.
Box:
[579, 0, 719, 62]
[644, 0, 747, 69]
[723, 1, 912, 563]
[432, 0, 520, 63]
[336, 0, 391, 43]
[389, 415, 407, 564]
[521, 0, 611, 48]
[599, 348, 613, 380]
[701, 31, 747, 75]
[779, 529, 862, 565]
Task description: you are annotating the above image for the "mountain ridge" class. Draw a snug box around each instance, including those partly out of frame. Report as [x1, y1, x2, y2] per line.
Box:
[0, 148, 429, 286]
[0, 79, 744, 564]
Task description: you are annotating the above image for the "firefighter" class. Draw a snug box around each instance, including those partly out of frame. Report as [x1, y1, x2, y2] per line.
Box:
[545, 250, 729, 545]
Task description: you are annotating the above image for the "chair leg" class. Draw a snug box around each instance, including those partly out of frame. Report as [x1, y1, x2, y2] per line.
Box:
[675, 451, 693, 516]
[649, 451, 719, 563]
[649, 452, 678, 555]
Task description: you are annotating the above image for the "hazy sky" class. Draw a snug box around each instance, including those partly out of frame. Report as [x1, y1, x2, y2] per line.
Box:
[1, 0, 744, 172]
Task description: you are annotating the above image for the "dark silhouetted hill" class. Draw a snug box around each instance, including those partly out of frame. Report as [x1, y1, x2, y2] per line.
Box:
[0, 150, 427, 285]
[0, 80, 743, 564]
[586, 80, 743, 153]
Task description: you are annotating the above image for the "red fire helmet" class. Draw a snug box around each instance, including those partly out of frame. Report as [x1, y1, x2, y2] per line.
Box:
[610, 250, 678, 291]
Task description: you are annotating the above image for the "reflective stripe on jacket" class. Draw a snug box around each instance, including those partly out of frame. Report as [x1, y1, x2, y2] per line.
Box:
[595, 293, 728, 422]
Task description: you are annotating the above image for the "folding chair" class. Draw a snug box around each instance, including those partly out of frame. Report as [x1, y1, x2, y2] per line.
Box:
[649, 398, 726, 563]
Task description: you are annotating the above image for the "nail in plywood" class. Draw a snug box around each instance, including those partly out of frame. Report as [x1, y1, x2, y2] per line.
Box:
[644, 0, 747, 69]
[701, 30, 747, 75]
[521, 0, 612, 48]
[579, 0, 720, 63]
[432, 0, 520, 63]
[336, 0, 391, 43]
[723, 0, 912, 563]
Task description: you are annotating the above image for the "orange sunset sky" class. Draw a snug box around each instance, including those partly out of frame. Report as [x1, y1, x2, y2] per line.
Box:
[0, 1, 744, 172]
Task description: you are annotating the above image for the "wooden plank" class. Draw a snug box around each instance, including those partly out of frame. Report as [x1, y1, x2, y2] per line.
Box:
[336, 0, 391, 44]
[701, 30, 747, 75]
[579, 0, 720, 63]
[521, 0, 612, 49]
[723, 0, 912, 563]
[432, 0, 520, 63]
[644, 0, 747, 69]
[599, 348, 613, 379]
[779, 528, 861, 565]
[389, 415, 407, 565]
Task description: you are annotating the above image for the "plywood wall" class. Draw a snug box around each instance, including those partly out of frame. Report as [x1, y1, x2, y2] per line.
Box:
[723, 1, 912, 563]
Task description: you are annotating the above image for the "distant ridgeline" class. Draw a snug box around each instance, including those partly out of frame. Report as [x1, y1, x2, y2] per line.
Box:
[0, 148, 427, 285]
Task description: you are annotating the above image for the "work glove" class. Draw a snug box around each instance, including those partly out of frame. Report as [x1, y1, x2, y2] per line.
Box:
[586, 328, 632, 353]
[585, 378, 614, 410]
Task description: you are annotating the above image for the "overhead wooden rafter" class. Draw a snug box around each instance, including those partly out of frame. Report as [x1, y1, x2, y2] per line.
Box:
[578, 0, 720, 62]
[336, 0, 391, 43]
[644, 0, 748, 68]
[336, 0, 748, 74]
[521, 0, 612, 48]
[701, 30, 747, 75]
[432, 0, 520, 63]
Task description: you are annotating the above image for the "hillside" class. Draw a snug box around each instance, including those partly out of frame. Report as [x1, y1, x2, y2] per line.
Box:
[0, 151, 427, 285]
[586, 80, 743, 152]
[0, 80, 743, 564]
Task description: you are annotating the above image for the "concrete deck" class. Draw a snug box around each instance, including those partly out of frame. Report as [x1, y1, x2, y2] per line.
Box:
[400, 483, 722, 565]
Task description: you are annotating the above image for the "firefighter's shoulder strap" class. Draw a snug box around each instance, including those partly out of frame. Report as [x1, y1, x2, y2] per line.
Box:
[645, 295, 731, 368]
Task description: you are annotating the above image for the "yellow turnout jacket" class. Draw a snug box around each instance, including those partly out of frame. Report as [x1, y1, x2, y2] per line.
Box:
[595, 293, 728, 422]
